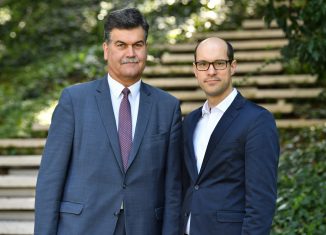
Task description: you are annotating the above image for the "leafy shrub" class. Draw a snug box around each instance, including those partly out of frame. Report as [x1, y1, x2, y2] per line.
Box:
[0, 0, 261, 137]
[272, 126, 326, 234]
[265, 0, 326, 79]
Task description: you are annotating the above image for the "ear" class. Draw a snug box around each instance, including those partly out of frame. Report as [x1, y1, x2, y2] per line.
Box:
[193, 63, 199, 78]
[230, 60, 237, 76]
[103, 42, 108, 61]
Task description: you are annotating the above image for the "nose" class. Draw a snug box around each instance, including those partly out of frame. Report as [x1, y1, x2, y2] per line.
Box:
[126, 45, 136, 57]
[207, 63, 217, 76]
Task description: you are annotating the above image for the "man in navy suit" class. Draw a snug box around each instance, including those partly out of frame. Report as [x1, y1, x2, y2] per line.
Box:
[34, 8, 182, 235]
[182, 37, 279, 235]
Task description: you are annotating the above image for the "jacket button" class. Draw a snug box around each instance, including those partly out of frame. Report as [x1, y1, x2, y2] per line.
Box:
[122, 183, 126, 189]
[194, 185, 199, 190]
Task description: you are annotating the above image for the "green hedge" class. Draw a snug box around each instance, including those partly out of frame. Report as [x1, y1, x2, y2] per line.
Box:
[272, 126, 326, 234]
[265, 0, 326, 79]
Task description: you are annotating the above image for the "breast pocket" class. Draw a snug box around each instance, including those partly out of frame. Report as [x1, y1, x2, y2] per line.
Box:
[140, 132, 169, 171]
[142, 132, 168, 145]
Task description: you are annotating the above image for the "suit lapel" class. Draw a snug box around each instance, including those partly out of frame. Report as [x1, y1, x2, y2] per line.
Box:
[197, 93, 246, 179]
[185, 108, 202, 181]
[127, 82, 153, 169]
[95, 76, 124, 173]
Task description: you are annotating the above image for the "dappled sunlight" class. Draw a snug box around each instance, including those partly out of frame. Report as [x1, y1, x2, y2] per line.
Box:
[0, 7, 11, 25]
[35, 102, 57, 126]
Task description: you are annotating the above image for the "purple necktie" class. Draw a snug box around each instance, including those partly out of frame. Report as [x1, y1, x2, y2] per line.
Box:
[118, 88, 132, 171]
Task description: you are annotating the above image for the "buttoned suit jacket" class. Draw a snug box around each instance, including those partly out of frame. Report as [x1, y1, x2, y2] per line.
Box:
[34, 76, 182, 235]
[181, 93, 279, 235]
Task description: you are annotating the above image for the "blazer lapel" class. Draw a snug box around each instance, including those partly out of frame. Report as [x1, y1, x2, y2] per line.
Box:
[127, 82, 153, 170]
[185, 108, 202, 181]
[197, 93, 246, 178]
[95, 76, 124, 173]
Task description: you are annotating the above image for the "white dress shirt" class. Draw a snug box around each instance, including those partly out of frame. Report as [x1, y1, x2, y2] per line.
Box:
[185, 88, 238, 234]
[107, 74, 141, 139]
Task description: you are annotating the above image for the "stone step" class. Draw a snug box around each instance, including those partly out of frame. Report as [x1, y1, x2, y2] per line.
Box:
[7, 169, 38, 177]
[0, 221, 34, 235]
[144, 62, 283, 76]
[0, 176, 36, 197]
[0, 139, 45, 149]
[169, 88, 323, 101]
[0, 214, 34, 222]
[0, 156, 41, 176]
[276, 119, 326, 128]
[143, 75, 317, 89]
[0, 189, 35, 198]
[156, 39, 287, 52]
[0, 198, 34, 221]
[161, 51, 281, 64]
[0, 176, 36, 188]
[242, 19, 278, 29]
[0, 211, 34, 221]
[193, 29, 285, 40]
[0, 156, 41, 168]
[0, 198, 34, 211]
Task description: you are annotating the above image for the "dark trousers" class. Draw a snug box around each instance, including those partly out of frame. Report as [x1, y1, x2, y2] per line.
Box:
[114, 210, 126, 235]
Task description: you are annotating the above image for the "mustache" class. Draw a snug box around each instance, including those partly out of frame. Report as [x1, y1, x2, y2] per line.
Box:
[121, 58, 140, 64]
[205, 77, 221, 81]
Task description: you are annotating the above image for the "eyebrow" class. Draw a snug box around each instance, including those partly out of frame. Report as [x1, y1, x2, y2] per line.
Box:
[196, 59, 229, 62]
[114, 40, 145, 45]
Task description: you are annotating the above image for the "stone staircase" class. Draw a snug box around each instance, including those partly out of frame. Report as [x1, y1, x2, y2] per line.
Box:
[0, 140, 41, 234]
[143, 19, 325, 128]
[0, 19, 325, 234]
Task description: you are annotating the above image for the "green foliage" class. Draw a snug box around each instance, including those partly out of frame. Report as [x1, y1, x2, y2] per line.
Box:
[293, 89, 326, 119]
[272, 126, 326, 234]
[0, 0, 102, 67]
[1, 0, 324, 137]
[0, 0, 265, 137]
[265, 0, 326, 79]
[0, 0, 104, 137]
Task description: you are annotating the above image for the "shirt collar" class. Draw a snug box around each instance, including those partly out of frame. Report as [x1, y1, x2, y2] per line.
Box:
[201, 88, 238, 116]
[107, 73, 141, 99]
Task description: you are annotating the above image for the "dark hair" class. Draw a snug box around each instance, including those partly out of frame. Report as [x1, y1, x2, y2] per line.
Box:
[226, 41, 234, 61]
[194, 39, 234, 62]
[104, 8, 149, 42]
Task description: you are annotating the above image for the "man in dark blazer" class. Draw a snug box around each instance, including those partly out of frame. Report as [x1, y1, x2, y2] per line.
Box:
[182, 37, 279, 235]
[34, 8, 182, 235]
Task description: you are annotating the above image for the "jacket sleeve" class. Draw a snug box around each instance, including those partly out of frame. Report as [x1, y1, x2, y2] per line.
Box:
[34, 88, 75, 235]
[242, 110, 280, 235]
[162, 100, 183, 235]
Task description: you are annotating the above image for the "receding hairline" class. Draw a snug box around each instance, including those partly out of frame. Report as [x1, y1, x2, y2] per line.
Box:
[194, 37, 234, 61]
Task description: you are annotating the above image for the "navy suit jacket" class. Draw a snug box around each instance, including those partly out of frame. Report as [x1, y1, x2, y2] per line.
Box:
[34, 76, 182, 235]
[181, 93, 279, 235]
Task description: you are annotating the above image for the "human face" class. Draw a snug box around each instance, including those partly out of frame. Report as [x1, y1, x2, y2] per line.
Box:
[193, 38, 236, 107]
[103, 26, 147, 87]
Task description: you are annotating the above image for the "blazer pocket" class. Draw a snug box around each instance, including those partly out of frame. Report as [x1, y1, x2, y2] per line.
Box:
[216, 211, 244, 223]
[154, 207, 164, 221]
[59, 201, 83, 215]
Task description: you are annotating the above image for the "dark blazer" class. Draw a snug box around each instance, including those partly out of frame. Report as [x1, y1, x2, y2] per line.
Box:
[34, 76, 182, 235]
[181, 93, 279, 235]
